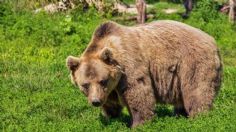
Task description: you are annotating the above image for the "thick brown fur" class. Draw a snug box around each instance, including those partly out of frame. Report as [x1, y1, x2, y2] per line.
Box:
[66, 20, 222, 127]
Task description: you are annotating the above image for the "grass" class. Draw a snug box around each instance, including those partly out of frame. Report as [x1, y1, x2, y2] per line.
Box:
[0, 1, 236, 131]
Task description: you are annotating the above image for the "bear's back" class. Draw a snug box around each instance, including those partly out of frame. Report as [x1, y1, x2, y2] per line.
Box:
[130, 20, 216, 49]
[119, 20, 218, 62]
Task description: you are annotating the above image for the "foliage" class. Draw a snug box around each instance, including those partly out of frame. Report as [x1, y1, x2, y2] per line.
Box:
[1, 0, 59, 10]
[194, 0, 220, 22]
[0, 1, 236, 132]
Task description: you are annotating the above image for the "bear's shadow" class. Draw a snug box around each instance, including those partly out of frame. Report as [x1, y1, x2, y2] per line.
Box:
[99, 113, 131, 127]
[155, 105, 174, 118]
[100, 105, 174, 127]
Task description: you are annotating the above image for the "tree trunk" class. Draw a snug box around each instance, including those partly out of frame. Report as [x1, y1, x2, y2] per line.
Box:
[182, 0, 193, 18]
[136, 0, 146, 24]
[229, 0, 236, 23]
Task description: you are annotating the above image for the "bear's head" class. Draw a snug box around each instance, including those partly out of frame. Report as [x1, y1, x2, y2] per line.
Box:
[67, 46, 122, 107]
[66, 22, 124, 107]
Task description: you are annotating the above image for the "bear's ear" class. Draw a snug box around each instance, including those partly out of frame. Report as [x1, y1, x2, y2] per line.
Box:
[66, 56, 80, 71]
[99, 47, 113, 64]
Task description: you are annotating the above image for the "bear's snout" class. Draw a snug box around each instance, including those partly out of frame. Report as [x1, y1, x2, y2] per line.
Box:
[91, 98, 101, 107]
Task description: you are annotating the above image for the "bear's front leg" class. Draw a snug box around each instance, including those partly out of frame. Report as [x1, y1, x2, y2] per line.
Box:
[102, 102, 122, 118]
[102, 90, 123, 118]
[123, 79, 156, 127]
[174, 106, 188, 117]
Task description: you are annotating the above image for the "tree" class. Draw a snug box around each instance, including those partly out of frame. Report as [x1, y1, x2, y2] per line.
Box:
[136, 0, 146, 24]
[229, 0, 236, 23]
[182, 0, 193, 18]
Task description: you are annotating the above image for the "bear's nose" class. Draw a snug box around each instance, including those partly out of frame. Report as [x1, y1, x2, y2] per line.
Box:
[92, 98, 101, 107]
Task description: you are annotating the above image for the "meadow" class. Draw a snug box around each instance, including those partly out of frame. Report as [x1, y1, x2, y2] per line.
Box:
[0, 1, 236, 131]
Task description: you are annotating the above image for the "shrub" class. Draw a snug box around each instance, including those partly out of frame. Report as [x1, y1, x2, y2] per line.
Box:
[194, 0, 220, 22]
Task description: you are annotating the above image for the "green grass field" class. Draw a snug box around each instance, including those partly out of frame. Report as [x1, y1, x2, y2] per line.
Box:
[0, 1, 236, 131]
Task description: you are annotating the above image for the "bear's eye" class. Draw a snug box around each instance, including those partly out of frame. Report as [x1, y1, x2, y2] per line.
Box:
[99, 79, 109, 86]
[81, 83, 90, 89]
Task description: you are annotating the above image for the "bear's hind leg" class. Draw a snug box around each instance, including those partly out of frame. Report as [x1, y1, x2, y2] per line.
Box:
[180, 57, 220, 117]
[181, 78, 216, 117]
[185, 99, 209, 117]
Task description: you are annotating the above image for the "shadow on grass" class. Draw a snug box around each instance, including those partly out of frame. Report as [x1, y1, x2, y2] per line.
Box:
[155, 105, 173, 118]
[99, 105, 178, 127]
[99, 113, 131, 127]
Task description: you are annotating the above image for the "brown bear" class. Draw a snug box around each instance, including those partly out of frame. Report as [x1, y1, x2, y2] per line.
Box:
[66, 20, 222, 127]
